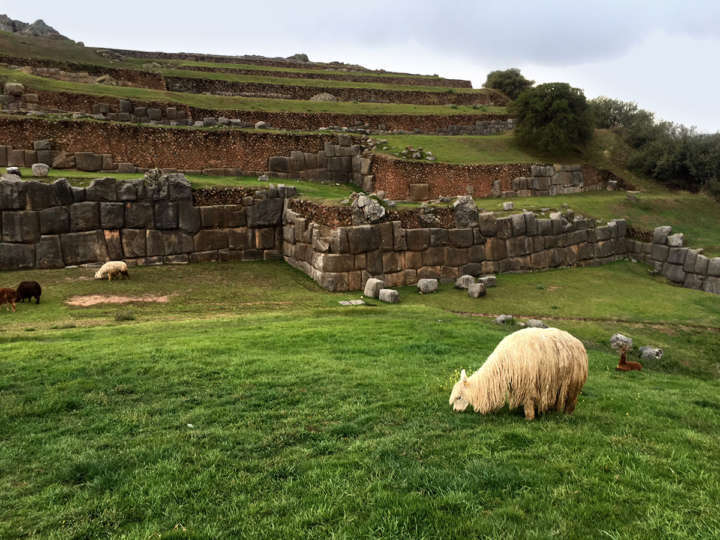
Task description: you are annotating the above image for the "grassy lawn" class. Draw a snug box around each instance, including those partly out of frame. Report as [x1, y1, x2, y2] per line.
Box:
[0, 67, 506, 116]
[1, 260, 719, 537]
[377, 133, 542, 164]
[158, 67, 487, 95]
[15, 168, 356, 203]
[170, 59, 445, 80]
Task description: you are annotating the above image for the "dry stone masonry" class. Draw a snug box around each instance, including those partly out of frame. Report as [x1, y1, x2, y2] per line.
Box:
[0, 173, 294, 270]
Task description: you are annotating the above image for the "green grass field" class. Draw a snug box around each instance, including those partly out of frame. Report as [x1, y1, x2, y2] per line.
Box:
[15, 167, 357, 203]
[1, 260, 719, 537]
[0, 67, 506, 116]
[170, 59, 446, 80]
[159, 67, 486, 95]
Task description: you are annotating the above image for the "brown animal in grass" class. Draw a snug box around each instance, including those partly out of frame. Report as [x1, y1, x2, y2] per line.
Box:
[16, 281, 42, 304]
[616, 350, 643, 371]
[0, 288, 17, 312]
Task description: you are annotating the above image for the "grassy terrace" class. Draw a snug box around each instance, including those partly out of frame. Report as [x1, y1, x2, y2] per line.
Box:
[170, 59, 448, 80]
[1, 260, 720, 537]
[15, 167, 357, 203]
[0, 67, 507, 116]
[158, 67, 484, 94]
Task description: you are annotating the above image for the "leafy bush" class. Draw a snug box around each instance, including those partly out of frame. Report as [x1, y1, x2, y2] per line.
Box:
[589, 97, 640, 129]
[511, 83, 593, 154]
[595, 96, 720, 190]
[483, 68, 534, 100]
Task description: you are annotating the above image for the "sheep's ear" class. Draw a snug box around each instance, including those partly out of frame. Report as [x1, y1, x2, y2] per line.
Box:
[460, 369, 468, 382]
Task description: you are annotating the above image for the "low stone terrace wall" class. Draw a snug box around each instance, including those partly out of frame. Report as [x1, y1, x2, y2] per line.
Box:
[371, 155, 620, 200]
[164, 76, 508, 106]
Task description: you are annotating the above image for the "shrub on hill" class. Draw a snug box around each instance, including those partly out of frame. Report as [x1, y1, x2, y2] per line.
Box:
[483, 68, 534, 100]
[511, 83, 593, 154]
[591, 96, 720, 192]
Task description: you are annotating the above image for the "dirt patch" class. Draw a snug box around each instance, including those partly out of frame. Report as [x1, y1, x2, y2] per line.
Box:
[66, 295, 170, 307]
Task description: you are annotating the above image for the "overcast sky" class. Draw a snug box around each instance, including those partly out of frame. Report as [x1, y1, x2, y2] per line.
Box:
[4, 0, 720, 132]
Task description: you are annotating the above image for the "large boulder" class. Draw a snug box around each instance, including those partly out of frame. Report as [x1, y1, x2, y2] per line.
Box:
[452, 196, 479, 228]
[309, 92, 337, 102]
[378, 289, 399, 303]
[351, 194, 385, 225]
[363, 278, 384, 298]
[468, 282, 486, 298]
[417, 278, 438, 294]
[31, 163, 49, 177]
[454, 274, 475, 289]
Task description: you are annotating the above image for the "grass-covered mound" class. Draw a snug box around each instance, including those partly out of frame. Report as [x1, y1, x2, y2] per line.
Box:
[1, 261, 719, 537]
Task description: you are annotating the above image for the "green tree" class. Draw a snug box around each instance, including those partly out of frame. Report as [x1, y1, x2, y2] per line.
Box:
[588, 97, 640, 129]
[511, 83, 594, 154]
[483, 68, 534, 100]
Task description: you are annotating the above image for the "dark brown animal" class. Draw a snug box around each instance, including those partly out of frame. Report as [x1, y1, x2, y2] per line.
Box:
[0, 288, 17, 312]
[16, 281, 42, 304]
[616, 350, 643, 371]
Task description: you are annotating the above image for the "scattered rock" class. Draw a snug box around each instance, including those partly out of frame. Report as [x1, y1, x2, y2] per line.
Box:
[339, 299, 366, 306]
[503, 201, 514, 211]
[452, 195, 479, 228]
[31, 163, 49, 177]
[638, 346, 663, 361]
[417, 278, 438, 294]
[351, 193, 385, 225]
[257, 174, 269, 182]
[454, 274, 475, 289]
[468, 283, 486, 298]
[363, 278, 384, 298]
[6, 166, 21, 177]
[610, 333, 633, 352]
[478, 275, 497, 288]
[310, 92, 338, 102]
[496, 314, 514, 325]
[525, 319, 548, 328]
[254, 121, 268, 129]
[378, 289, 399, 303]
[667, 233, 684, 247]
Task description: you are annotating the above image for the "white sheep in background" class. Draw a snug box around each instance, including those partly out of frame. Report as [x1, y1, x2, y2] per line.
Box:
[449, 327, 588, 420]
[94, 261, 130, 281]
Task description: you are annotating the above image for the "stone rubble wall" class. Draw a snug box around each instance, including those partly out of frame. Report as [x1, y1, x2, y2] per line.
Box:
[179, 64, 473, 89]
[24, 90, 516, 134]
[164, 76, 508, 106]
[0, 116, 337, 172]
[372, 156, 618, 200]
[282, 206, 630, 292]
[0, 55, 167, 90]
[0, 175, 293, 270]
[267, 134, 373, 188]
[626, 228, 720, 295]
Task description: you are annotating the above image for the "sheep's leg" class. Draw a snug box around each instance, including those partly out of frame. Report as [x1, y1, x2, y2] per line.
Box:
[10, 302, 15, 313]
[523, 401, 536, 420]
[565, 395, 578, 414]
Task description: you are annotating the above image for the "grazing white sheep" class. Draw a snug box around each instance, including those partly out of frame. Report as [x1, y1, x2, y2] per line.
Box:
[449, 327, 588, 420]
[94, 261, 129, 281]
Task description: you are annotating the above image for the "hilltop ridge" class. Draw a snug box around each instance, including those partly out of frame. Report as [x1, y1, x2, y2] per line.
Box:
[0, 14, 70, 40]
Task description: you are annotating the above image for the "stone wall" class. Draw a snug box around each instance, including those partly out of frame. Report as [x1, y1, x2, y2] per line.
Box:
[164, 76, 508, 106]
[0, 55, 167, 90]
[371, 156, 616, 200]
[282, 205, 629, 291]
[0, 174, 292, 270]
[626, 227, 720, 295]
[0, 116, 339, 172]
[180, 64, 473, 88]
[27, 91, 515, 134]
[267, 134, 373, 186]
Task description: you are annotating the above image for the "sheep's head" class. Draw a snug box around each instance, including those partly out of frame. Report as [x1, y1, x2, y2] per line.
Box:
[94, 269, 103, 279]
[449, 369, 471, 412]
